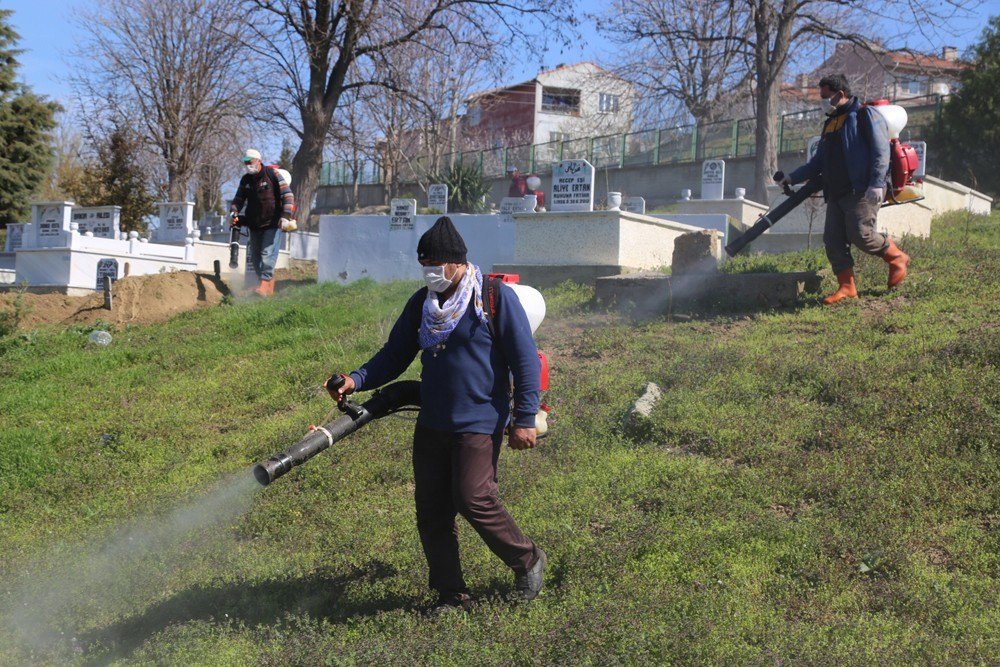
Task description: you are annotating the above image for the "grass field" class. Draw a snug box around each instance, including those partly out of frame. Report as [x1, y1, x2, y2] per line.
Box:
[0, 211, 996, 665]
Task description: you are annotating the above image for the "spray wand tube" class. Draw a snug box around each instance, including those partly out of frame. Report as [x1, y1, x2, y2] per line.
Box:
[725, 172, 823, 257]
[252, 378, 421, 486]
[229, 215, 242, 269]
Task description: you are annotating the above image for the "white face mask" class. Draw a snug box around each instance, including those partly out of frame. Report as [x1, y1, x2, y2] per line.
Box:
[422, 264, 453, 293]
[821, 95, 839, 116]
[246, 162, 260, 174]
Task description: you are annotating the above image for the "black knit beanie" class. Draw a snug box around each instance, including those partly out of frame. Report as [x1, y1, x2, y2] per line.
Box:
[417, 216, 467, 263]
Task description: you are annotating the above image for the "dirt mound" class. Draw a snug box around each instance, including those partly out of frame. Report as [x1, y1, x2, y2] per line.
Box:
[1, 272, 231, 329]
[1, 263, 318, 330]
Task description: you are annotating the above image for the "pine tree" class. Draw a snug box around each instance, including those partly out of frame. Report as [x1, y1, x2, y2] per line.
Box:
[0, 9, 60, 225]
[932, 16, 1000, 198]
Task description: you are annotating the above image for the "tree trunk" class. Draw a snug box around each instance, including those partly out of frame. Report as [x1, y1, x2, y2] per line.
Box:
[753, 79, 780, 205]
[292, 107, 333, 229]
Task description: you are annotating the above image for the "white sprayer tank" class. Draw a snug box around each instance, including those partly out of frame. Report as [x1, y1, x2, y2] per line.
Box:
[869, 104, 907, 140]
[508, 283, 545, 334]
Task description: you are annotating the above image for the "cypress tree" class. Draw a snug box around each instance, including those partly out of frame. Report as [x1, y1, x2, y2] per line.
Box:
[0, 9, 59, 225]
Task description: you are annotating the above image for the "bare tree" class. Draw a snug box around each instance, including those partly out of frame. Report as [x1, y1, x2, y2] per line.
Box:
[237, 0, 572, 223]
[73, 0, 249, 200]
[597, 0, 981, 202]
[597, 0, 752, 126]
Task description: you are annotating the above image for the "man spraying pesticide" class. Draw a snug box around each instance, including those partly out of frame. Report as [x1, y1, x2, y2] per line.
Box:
[229, 149, 296, 297]
[726, 74, 920, 304]
[254, 217, 550, 614]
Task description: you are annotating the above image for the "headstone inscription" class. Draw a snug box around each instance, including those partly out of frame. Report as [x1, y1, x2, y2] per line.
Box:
[551, 159, 595, 212]
[427, 184, 448, 214]
[95, 258, 119, 291]
[701, 160, 725, 200]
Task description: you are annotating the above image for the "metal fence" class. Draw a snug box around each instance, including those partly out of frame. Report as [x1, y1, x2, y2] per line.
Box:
[319, 97, 944, 187]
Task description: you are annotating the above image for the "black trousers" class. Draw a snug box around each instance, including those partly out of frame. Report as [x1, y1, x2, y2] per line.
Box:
[412, 424, 536, 596]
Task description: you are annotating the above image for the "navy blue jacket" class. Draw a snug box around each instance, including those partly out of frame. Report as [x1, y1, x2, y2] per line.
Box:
[349, 280, 541, 435]
[789, 97, 890, 195]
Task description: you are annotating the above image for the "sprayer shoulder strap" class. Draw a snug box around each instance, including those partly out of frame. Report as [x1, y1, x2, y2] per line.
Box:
[483, 276, 503, 340]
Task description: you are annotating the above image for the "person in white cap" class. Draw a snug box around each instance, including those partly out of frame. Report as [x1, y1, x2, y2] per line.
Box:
[229, 149, 296, 296]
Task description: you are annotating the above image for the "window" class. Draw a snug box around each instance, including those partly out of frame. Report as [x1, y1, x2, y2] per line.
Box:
[541, 87, 581, 114]
[599, 93, 620, 113]
[549, 131, 570, 143]
[899, 78, 926, 95]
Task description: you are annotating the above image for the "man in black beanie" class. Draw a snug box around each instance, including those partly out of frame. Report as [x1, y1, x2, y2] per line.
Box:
[328, 216, 546, 614]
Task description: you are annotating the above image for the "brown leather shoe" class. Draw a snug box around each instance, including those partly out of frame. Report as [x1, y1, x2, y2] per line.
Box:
[823, 268, 858, 305]
[882, 238, 910, 289]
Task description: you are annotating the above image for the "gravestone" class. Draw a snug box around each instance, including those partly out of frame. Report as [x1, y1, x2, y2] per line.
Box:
[499, 197, 530, 225]
[551, 159, 594, 212]
[701, 160, 725, 200]
[95, 258, 119, 291]
[154, 201, 195, 243]
[389, 199, 416, 231]
[31, 202, 73, 248]
[671, 230, 721, 276]
[4, 223, 25, 252]
[623, 196, 646, 215]
[427, 184, 448, 214]
[911, 141, 926, 179]
[72, 206, 121, 239]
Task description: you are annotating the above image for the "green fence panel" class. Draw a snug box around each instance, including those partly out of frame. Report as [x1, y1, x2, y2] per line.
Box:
[622, 129, 658, 167]
[562, 137, 590, 161]
[698, 120, 734, 160]
[657, 124, 695, 164]
[592, 133, 623, 168]
[532, 140, 561, 174]
[779, 109, 823, 154]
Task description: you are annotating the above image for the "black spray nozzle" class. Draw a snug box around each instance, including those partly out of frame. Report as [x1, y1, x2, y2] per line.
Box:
[253, 380, 422, 486]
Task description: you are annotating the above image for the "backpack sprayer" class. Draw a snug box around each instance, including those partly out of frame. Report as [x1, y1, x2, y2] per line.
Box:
[229, 165, 295, 269]
[725, 101, 923, 257]
[253, 275, 550, 487]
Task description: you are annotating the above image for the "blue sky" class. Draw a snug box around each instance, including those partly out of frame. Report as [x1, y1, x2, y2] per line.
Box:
[4, 1, 994, 117]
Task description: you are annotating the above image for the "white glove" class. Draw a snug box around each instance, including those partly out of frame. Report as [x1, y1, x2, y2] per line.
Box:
[779, 175, 792, 187]
[864, 187, 884, 204]
[279, 218, 297, 232]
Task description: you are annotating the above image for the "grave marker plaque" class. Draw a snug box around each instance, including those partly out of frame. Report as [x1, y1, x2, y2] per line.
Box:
[911, 141, 927, 179]
[427, 184, 448, 214]
[95, 258, 119, 291]
[700, 160, 725, 200]
[499, 197, 530, 225]
[551, 159, 594, 212]
[623, 197, 646, 215]
[389, 199, 416, 231]
[154, 201, 195, 242]
[5, 223, 25, 252]
[72, 206, 121, 239]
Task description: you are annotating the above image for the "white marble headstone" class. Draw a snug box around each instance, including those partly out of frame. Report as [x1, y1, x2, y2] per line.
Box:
[427, 184, 448, 214]
[30, 201, 73, 248]
[389, 199, 417, 231]
[4, 223, 25, 252]
[95, 258, 119, 291]
[701, 160, 725, 200]
[623, 197, 646, 215]
[154, 201, 195, 242]
[551, 159, 595, 212]
[72, 206, 121, 239]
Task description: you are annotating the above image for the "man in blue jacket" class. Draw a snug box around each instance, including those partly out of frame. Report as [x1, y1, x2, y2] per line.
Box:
[783, 74, 910, 304]
[329, 216, 546, 614]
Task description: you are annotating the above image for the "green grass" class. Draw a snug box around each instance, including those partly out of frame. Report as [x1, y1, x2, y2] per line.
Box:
[0, 212, 997, 665]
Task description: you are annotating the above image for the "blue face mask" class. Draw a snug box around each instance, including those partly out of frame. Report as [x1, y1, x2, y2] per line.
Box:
[422, 264, 453, 293]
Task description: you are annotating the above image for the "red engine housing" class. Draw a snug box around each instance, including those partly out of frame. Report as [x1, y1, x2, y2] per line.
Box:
[889, 139, 920, 194]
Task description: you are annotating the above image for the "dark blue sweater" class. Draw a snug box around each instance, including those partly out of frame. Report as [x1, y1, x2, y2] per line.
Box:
[349, 282, 541, 435]
[789, 97, 890, 196]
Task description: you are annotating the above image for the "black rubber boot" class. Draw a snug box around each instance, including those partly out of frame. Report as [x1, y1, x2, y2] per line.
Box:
[514, 547, 546, 601]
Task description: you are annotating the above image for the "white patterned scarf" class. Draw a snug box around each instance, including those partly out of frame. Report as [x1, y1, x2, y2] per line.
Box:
[418, 263, 490, 351]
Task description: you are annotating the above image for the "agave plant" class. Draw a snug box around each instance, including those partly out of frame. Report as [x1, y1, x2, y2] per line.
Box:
[431, 162, 491, 213]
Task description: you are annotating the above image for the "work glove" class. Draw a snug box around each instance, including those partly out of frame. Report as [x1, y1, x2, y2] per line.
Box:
[779, 175, 792, 187]
[229, 211, 240, 228]
[280, 218, 297, 232]
[864, 187, 885, 205]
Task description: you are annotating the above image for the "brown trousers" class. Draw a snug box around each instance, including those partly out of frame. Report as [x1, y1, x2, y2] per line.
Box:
[412, 424, 536, 596]
[824, 191, 890, 273]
